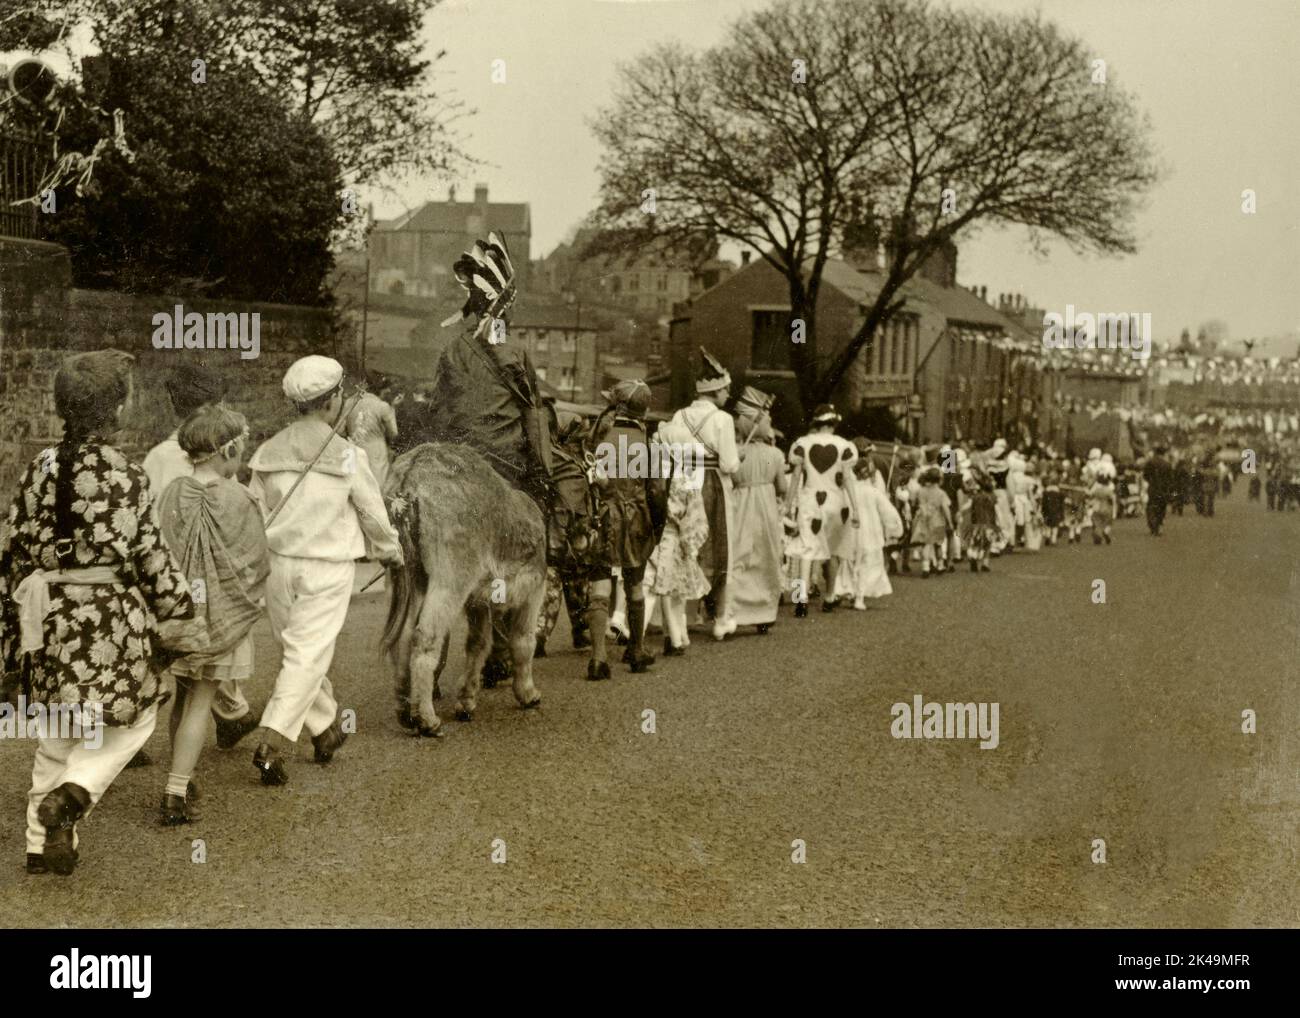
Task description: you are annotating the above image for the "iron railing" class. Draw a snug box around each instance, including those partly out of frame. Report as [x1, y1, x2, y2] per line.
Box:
[0, 127, 44, 240]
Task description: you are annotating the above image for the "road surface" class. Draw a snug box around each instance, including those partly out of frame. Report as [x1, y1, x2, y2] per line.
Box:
[2, 493, 1295, 927]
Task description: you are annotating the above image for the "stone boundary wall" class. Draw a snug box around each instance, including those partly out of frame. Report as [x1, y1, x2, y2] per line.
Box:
[1, 237, 353, 500]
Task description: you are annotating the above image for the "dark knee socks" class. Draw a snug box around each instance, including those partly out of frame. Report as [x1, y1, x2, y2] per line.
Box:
[586, 595, 609, 662]
[627, 596, 645, 655]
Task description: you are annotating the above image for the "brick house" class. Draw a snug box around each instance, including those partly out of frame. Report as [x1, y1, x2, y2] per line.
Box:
[369, 184, 530, 300]
[668, 245, 1043, 445]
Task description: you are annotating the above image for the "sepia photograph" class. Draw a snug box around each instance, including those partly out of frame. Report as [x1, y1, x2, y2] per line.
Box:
[0, 0, 1295, 995]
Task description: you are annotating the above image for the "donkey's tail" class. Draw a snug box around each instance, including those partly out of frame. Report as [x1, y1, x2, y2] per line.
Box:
[380, 486, 423, 659]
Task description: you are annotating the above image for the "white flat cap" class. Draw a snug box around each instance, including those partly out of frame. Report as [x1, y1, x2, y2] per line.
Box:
[283, 355, 343, 402]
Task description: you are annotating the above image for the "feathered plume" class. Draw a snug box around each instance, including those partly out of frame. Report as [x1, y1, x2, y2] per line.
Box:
[441, 231, 519, 329]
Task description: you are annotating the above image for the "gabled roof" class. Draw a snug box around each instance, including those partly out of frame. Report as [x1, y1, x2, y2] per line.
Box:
[902, 273, 1013, 330]
[684, 253, 1029, 347]
[377, 200, 530, 235]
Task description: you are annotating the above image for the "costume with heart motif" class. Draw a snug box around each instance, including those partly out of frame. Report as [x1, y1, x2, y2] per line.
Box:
[785, 433, 858, 563]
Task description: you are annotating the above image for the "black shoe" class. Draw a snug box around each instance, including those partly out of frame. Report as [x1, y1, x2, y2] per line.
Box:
[756, 623, 771, 635]
[252, 743, 289, 786]
[159, 793, 197, 826]
[821, 598, 837, 612]
[621, 645, 633, 664]
[26, 853, 48, 875]
[36, 783, 89, 876]
[214, 712, 260, 751]
[1103, 532, 1112, 544]
[312, 721, 348, 764]
[125, 748, 152, 769]
[571, 631, 592, 651]
[970, 560, 978, 573]
[628, 650, 655, 673]
[586, 660, 611, 681]
[663, 638, 687, 657]
[794, 601, 808, 619]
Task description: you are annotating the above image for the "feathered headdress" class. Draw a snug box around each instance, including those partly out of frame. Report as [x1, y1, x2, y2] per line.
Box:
[440, 231, 518, 336]
[697, 347, 731, 394]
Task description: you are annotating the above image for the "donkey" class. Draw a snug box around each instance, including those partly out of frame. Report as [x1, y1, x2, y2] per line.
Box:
[381, 442, 545, 736]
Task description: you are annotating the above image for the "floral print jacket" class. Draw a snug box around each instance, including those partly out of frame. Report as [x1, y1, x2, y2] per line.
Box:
[0, 442, 193, 726]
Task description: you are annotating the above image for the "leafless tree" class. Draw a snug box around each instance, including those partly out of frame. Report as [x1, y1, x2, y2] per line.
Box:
[591, 0, 1159, 413]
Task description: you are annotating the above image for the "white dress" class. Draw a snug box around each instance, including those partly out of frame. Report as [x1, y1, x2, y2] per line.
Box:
[834, 479, 903, 600]
[785, 433, 857, 563]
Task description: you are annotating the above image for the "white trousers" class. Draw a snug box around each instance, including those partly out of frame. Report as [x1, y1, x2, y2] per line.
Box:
[260, 556, 355, 744]
[26, 707, 158, 855]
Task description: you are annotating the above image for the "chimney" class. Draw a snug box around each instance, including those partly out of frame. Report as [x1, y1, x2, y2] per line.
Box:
[841, 216, 882, 272]
[474, 182, 489, 205]
[741, 250, 751, 265]
[914, 235, 956, 287]
[980, 285, 988, 303]
[448, 185, 457, 202]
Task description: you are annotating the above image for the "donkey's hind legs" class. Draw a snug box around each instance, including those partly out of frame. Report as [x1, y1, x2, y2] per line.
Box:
[455, 599, 493, 722]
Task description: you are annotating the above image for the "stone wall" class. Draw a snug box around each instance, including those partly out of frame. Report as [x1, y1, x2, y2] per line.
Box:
[1, 237, 352, 501]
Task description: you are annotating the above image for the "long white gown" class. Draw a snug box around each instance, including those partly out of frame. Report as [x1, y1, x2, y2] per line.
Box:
[834, 478, 904, 600]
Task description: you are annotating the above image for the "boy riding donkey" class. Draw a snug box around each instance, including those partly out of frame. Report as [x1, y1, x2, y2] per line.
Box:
[415, 234, 558, 688]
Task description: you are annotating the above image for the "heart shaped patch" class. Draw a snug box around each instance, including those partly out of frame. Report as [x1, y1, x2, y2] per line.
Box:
[807, 442, 838, 475]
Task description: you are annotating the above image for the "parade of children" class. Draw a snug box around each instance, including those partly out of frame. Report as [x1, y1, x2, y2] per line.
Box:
[0, 342, 1260, 877]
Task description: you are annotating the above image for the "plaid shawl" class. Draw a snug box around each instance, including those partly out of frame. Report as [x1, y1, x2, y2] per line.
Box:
[157, 476, 269, 661]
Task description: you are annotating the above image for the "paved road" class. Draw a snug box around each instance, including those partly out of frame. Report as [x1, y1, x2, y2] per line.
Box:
[2, 494, 1296, 927]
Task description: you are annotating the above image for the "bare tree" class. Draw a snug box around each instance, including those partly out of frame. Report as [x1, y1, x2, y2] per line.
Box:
[590, 0, 1159, 414]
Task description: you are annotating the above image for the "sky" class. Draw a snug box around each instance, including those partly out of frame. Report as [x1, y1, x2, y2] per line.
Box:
[390, 0, 1299, 354]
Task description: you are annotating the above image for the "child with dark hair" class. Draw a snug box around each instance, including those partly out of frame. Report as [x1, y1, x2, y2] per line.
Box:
[1, 350, 193, 874]
[155, 405, 269, 824]
[963, 472, 998, 573]
[144, 361, 228, 501]
[1041, 462, 1066, 545]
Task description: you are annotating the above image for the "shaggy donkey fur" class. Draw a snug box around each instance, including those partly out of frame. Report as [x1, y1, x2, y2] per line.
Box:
[382, 443, 545, 735]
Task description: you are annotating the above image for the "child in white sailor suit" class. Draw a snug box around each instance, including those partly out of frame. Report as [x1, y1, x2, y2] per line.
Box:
[247, 356, 404, 785]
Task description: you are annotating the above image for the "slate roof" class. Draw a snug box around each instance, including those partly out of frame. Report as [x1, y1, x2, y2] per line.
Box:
[377, 199, 530, 235]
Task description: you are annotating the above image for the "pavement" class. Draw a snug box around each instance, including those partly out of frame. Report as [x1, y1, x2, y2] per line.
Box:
[1, 493, 1296, 927]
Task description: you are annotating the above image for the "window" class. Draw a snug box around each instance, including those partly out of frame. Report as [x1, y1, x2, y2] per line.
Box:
[657, 273, 668, 292]
[559, 366, 576, 390]
[535, 331, 549, 352]
[890, 320, 900, 375]
[751, 309, 794, 370]
[560, 331, 576, 353]
[628, 274, 639, 292]
[535, 367, 548, 382]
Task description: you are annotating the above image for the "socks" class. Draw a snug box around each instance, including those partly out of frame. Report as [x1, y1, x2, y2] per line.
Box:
[627, 597, 645, 656]
[165, 772, 190, 798]
[586, 595, 610, 662]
